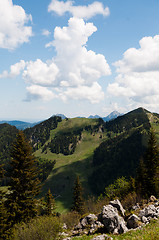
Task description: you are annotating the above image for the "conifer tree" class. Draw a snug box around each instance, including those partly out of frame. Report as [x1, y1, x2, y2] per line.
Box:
[144, 129, 159, 197]
[45, 188, 56, 215]
[0, 164, 8, 239]
[72, 176, 84, 214]
[136, 129, 159, 197]
[6, 131, 41, 227]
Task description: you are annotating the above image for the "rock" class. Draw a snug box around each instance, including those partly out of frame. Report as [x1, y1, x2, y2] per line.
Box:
[91, 234, 113, 240]
[149, 195, 157, 202]
[74, 222, 82, 230]
[86, 214, 98, 224]
[139, 204, 159, 219]
[99, 205, 128, 234]
[63, 223, 67, 230]
[127, 214, 140, 229]
[81, 217, 88, 228]
[132, 203, 140, 210]
[109, 199, 125, 217]
[141, 216, 148, 223]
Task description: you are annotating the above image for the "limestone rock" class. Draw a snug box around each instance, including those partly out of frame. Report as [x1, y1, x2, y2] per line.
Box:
[99, 205, 128, 234]
[149, 195, 157, 202]
[109, 199, 125, 216]
[139, 204, 159, 218]
[127, 214, 140, 229]
[91, 234, 113, 240]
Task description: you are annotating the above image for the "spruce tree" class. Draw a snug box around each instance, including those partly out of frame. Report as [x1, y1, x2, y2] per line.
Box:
[6, 131, 41, 227]
[136, 129, 159, 197]
[144, 129, 159, 197]
[45, 188, 56, 215]
[72, 176, 84, 214]
[0, 165, 8, 239]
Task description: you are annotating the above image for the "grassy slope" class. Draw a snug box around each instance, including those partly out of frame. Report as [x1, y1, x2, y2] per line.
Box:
[34, 112, 159, 213]
[35, 118, 107, 213]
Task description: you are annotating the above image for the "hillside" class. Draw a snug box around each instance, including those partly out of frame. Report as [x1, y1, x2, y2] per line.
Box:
[0, 123, 18, 166]
[1, 107, 159, 213]
[0, 120, 36, 130]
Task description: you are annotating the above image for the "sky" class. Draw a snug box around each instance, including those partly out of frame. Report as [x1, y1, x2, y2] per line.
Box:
[1, 0, 159, 121]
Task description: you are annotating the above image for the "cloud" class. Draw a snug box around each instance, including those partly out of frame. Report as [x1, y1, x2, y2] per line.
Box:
[60, 82, 104, 103]
[27, 17, 111, 103]
[26, 85, 56, 101]
[0, 60, 26, 78]
[48, 0, 110, 19]
[23, 59, 59, 87]
[107, 35, 159, 112]
[42, 29, 51, 36]
[1, 17, 111, 103]
[0, 0, 33, 50]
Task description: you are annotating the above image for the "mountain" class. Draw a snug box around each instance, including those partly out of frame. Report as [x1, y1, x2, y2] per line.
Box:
[103, 111, 122, 122]
[53, 114, 67, 119]
[1, 107, 159, 212]
[88, 115, 101, 119]
[0, 120, 36, 130]
[88, 111, 121, 122]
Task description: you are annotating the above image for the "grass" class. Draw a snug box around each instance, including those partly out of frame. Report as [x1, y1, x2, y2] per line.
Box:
[71, 219, 159, 240]
[35, 118, 107, 213]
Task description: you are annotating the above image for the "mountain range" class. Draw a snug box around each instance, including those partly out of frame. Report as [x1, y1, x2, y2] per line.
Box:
[0, 107, 159, 212]
[0, 111, 121, 130]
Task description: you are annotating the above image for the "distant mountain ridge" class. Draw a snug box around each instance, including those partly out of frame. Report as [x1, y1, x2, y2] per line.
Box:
[88, 111, 122, 122]
[0, 120, 36, 130]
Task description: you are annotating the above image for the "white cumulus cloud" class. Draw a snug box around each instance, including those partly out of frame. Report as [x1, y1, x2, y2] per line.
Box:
[107, 34, 159, 112]
[48, 0, 110, 19]
[0, 0, 33, 50]
[1, 17, 111, 103]
[26, 85, 56, 101]
[23, 59, 59, 87]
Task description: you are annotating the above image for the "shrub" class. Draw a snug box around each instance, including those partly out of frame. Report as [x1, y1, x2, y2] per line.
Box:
[104, 176, 132, 200]
[12, 216, 62, 240]
[60, 211, 80, 230]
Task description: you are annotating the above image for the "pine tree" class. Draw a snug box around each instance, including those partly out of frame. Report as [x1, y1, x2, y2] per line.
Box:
[72, 176, 84, 214]
[136, 129, 159, 197]
[0, 165, 8, 239]
[144, 129, 159, 197]
[6, 131, 41, 227]
[45, 189, 56, 215]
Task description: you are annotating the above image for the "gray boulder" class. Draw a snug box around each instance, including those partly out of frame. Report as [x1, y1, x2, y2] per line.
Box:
[110, 199, 125, 217]
[127, 214, 140, 229]
[99, 205, 128, 234]
[141, 216, 148, 223]
[139, 204, 159, 218]
[91, 234, 113, 240]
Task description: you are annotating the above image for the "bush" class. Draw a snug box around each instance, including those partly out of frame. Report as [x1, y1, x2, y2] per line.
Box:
[60, 211, 80, 230]
[12, 216, 62, 240]
[104, 176, 132, 200]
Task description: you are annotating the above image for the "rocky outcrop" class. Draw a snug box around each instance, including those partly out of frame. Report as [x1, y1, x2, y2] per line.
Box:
[64, 198, 159, 240]
[91, 234, 113, 240]
[127, 214, 140, 229]
[98, 205, 128, 234]
[109, 199, 125, 217]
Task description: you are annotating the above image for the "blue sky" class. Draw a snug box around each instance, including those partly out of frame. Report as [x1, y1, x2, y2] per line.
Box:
[0, 0, 159, 121]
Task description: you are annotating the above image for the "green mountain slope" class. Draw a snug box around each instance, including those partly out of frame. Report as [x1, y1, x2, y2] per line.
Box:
[90, 107, 151, 194]
[34, 117, 105, 212]
[1, 107, 159, 213]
